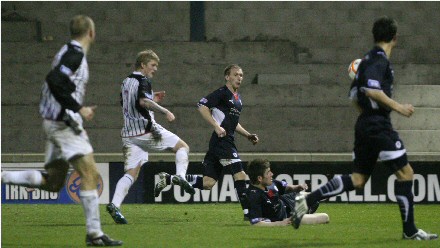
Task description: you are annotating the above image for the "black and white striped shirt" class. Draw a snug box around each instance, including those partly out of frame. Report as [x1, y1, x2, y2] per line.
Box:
[39, 40, 88, 123]
[120, 71, 155, 137]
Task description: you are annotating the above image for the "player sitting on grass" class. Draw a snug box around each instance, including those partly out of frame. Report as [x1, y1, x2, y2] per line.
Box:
[246, 158, 328, 227]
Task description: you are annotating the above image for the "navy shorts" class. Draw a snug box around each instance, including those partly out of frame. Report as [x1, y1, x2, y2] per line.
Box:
[203, 139, 243, 181]
[353, 116, 408, 175]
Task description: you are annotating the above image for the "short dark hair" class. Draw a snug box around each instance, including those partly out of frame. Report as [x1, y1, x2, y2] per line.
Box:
[223, 64, 242, 77]
[372, 16, 397, 43]
[247, 159, 270, 184]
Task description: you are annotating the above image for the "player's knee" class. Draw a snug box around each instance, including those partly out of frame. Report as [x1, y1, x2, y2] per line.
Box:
[351, 173, 368, 189]
[175, 140, 189, 152]
[78, 167, 100, 184]
[396, 164, 414, 181]
[88, 170, 101, 183]
[180, 142, 189, 151]
[233, 170, 247, 181]
[203, 179, 216, 190]
[352, 178, 367, 189]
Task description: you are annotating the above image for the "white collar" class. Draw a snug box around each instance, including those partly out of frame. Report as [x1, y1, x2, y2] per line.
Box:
[132, 71, 144, 76]
[70, 40, 82, 48]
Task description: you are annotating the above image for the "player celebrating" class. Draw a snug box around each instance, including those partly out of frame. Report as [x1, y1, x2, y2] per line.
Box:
[246, 158, 329, 226]
[106, 49, 195, 224]
[155, 64, 259, 219]
[291, 16, 438, 241]
[1, 15, 122, 246]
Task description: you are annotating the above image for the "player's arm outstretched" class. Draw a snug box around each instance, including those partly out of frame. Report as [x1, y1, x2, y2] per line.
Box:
[139, 97, 175, 122]
[285, 183, 308, 193]
[235, 123, 259, 145]
[252, 218, 292, 227]
[365, 89, 414, 117]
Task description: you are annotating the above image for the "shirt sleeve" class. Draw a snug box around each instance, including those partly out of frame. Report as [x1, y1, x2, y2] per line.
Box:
[361, 58, 388, 91]
[247, 190, 268, 224]
[273, 180, 288, 195]
[45, 47, 84, 112]
[137, 78, 153, 100]
[198, 88, 222, 109]
[135, 77, 153, 118]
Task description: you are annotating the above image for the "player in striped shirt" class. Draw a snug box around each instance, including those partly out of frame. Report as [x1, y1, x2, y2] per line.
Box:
[1, 15, 122, 246]
[106, 49, 195, 224]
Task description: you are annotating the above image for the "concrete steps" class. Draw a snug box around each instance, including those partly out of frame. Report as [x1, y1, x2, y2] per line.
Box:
[2, 0, 439, 154]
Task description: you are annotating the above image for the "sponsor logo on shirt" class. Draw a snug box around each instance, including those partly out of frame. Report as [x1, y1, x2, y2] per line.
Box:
[367, 79, 381, 89]
[60, 65, 73, 76]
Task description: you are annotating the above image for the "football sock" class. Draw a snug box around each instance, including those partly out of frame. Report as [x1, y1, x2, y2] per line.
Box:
[111, 174, 134, 208]
[80, 190, 104, 238]
[185, 174, 203, 189]
[1, 170, 43, 187]
[306, 175, 354, 206]
[234, 179, 249, 215]
[175, 147, 189, 177]
[395, 180, 418, 236]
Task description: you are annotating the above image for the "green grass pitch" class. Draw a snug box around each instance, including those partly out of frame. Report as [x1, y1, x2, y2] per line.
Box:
[2, 203, 439, 247]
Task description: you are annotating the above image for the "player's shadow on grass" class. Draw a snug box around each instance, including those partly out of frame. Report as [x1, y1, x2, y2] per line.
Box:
[246, 238, 341, 248]
[223, 223, 253, 227]
[2, 243, 72, 248]
[27, 223, 83, 227]
[246, 237, 397, 247]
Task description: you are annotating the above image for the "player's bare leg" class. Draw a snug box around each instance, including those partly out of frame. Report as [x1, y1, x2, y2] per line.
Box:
[71, 153, 122, 246]
[202, 176, 217, 190]
[293, 174, 357, 229]
[300, 213, 330, 225]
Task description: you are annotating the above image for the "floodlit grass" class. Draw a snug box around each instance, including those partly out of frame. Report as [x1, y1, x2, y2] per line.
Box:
[1, 203, 439, 247]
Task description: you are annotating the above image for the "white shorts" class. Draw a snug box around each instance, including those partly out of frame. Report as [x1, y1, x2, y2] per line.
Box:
[122, 124, 180, 170]
[43, 120, 93, 163]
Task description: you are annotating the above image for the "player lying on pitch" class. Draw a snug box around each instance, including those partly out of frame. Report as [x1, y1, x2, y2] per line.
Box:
[246, 158, 329, 227]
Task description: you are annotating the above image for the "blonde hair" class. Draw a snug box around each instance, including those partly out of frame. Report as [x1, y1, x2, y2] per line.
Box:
[135, 49, 160, 69]
[70, 15, 93, 39]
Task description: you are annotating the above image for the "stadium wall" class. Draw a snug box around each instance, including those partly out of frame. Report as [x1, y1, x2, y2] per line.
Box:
[2, 1, 440, 154]
[2, 153, 439, 204]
